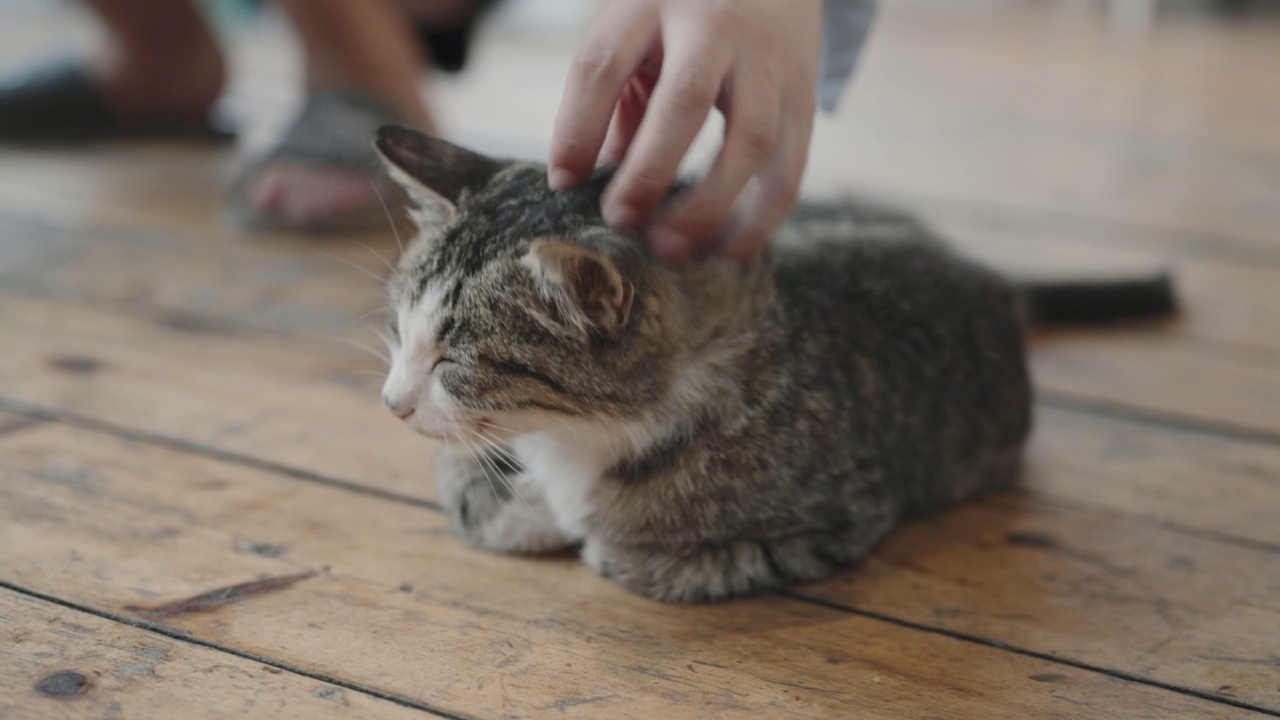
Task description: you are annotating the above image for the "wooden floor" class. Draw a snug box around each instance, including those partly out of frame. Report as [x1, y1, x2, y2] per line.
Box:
[3, 1, 1280, 718]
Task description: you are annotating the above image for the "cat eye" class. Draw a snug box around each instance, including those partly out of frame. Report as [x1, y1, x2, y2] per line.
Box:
[431, 357, 455, 372]
[387, 319, 401, 343]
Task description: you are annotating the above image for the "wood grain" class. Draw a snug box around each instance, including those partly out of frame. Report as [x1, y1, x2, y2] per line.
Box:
[2, 2, 1278, 718]
[2, 286, 1277, 545]
[1027, 405, 1280, 550]
[0, 418, 1262, 720]
[0, 589, 432, 720]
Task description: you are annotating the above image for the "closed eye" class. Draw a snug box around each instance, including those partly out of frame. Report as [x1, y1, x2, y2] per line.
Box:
[388, 319, 401, 344]
[431, 357, 454, 372]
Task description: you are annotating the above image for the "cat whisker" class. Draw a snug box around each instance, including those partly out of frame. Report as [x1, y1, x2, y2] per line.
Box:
[365, 170, 405, 256]
[470, 430, 533, 509]
[314, 250, 387, 286]
[475, 419, 521, 439]
[342, 338, 391, 366]
[356, 307, 392, 323]
[462, 434, 520, 510]
[475, 428, 525, 469]
[369, 325, 397, 353]
[471, 435, 524, 502]
[296, 330, 391, 368]
[357, 241, 397, 274]
[340, 370, 389, 378]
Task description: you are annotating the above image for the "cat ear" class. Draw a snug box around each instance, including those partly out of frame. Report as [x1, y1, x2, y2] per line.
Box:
[522, 240, 635, 337]
[374, 125, 500, 211]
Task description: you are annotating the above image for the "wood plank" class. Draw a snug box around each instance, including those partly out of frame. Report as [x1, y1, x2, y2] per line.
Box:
[1, 6, 1278, 271]
[0, 589, 431, 720]
[7, 198, 1280, 439]
[5, 159, 1280, 430]
[1, 289, 1278, 548]
[0, 290, 436, 503]
[0, 418, 1260, 720]
[929, 211, 1280, 352]
[1032, 330, 1280, 437]
[0, 212, 393, 338]
[797, 493, 1280, 712]
[805, 2, 1280, 253]
[6, 193, 1280, 355]
[1028, 405, 1280, 550]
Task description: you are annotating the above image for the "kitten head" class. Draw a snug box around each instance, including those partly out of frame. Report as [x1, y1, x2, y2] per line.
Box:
[374, 126, 678, 443]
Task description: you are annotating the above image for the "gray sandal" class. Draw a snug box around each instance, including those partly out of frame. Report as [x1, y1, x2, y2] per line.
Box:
[227, 89, 410, 233]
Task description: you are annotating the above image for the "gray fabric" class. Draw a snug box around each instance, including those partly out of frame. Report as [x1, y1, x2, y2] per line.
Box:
[818, 0, 877, 112]
[268, 88, 405, 169]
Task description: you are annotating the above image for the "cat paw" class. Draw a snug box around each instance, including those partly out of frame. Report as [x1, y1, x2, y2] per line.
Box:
[437, 450, 573, 555]
[458, 478, 574, 555]
[583, 536, 849, 603]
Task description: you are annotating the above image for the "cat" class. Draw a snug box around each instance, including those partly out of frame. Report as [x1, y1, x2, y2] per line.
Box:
[373, 126, 1175, 603]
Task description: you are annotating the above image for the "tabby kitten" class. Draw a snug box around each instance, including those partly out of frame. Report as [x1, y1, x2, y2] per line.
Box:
[375, 126, 1172, 603]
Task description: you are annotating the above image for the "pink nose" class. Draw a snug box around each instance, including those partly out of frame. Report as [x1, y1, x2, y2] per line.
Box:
[383, 395, 416, 421]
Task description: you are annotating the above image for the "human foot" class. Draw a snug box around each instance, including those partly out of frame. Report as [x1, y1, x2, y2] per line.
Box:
[233, 0, 438, 230]
[228, 89, 420, 232]
[242, 160, 387, 226]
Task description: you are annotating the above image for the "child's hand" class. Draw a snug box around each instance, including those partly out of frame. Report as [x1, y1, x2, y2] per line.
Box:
[548, 0, 823, 264]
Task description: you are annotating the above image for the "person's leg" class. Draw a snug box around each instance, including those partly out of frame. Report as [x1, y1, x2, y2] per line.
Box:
[83, 0, 225, 120]
[242, 0, 439, 224]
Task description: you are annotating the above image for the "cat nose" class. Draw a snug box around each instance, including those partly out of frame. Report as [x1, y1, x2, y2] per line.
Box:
[383, 394, 417, 421]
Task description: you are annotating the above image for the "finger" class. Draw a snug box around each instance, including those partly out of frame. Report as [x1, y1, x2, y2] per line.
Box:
[648, 64, 781, 264]
[600, 74, 655, 166]
[720, 88, 814, 261]
[548, 5, 659, 191]
[602, 33, 732, 229]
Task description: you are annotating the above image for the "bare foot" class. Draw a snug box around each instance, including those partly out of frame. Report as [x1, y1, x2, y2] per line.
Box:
[243, 160, 385, 225]
[238, 0, 440, 228]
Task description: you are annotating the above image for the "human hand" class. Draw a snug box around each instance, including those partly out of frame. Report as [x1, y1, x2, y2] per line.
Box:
[548, 0, 823, 264]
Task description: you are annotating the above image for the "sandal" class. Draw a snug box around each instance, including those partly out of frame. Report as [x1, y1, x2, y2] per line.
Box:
[226, 88, 411, 233]
[0, 60, 234, 144]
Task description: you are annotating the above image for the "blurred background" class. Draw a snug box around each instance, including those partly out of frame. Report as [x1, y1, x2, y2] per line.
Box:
[0, 0, 1276, 280]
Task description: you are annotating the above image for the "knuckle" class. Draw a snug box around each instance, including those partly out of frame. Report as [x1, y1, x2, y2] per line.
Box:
[632, 166, 673, 195]
[616, 167, 672, 207]
[737, 120, 778, 161]
[665, 70, 718, 113]
[572, 42, 624, 88]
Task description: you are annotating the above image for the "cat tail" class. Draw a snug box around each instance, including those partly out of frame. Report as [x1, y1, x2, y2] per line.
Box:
[1018, 272, 1177, 324]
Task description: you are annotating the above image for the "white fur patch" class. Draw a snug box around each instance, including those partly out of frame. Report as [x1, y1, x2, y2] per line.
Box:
[511, 418, 649, 539]
[383, 281, 458, 435]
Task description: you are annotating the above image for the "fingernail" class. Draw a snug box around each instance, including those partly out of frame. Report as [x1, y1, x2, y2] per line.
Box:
[548, 167, 577, 191]
[604, 202, 640, 230]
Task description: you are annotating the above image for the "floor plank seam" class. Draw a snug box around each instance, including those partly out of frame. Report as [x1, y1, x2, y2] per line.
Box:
[0, 397, 442, 513]
[1014, 490, 1280, 555]
[895, 191, 1280, 268]
[9, 277, 1280, 448]
[7, 178, 1280, 269]
[0, 283, 347, 349]
[0, 580, 475, 720]
[5, 397, 1279, 714]
[1038, 392, 1280, 447]
[779, 591, 1280, 718]
[3, 393, 1275, 557]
